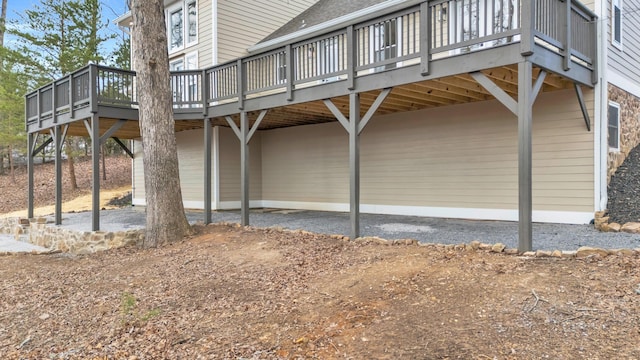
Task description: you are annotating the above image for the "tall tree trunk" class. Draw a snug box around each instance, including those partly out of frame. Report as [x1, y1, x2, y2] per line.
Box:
[0, 0, 7, 48]
[67, 138, 78, 190]
[131, 0, 191, 247]
[0, 148, 5, 176]
[8, 144, 15, 183]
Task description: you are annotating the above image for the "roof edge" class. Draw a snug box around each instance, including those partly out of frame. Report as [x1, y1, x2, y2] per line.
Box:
[247, 0, 422, 54]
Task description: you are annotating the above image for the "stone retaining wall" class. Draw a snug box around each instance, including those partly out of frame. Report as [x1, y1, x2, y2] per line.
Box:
[0, 217, 144, 254]
[607, 84, 640, 183]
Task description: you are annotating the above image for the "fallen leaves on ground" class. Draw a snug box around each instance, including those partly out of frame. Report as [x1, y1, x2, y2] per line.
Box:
[0, 156, 132, 216]
[2, 225, 640, 358]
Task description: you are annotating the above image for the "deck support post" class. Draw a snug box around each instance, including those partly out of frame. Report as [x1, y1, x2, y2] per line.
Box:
[204, 118, 212, 224]
[471, 64, 542, 252]
[27, 133, 36, 219]
[517, 61, 534, 253]
[225, 110, 267, 227]
[348, 93, 361, 240]
[240, 112, 249, 226]
[90, 114, 100, 231]
[53, 125, 67, 225]
[324, 89, 390, 240]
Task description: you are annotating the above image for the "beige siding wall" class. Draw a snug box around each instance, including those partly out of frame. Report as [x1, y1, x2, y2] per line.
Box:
[175, 129, 206, 203]
[218, 127, 263, 202]
[261, 89, 595, 213]
[132, 129, 211, 207]
[166, 0, 214, 67]
[217, 0, 317, 63]
[132, 140, 145, 203]
[198, 0, 214, 67]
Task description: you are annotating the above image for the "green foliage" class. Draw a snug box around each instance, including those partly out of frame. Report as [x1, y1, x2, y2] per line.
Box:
[8, 0, 116, 78]
[0, 49, 30, 151]
[110, 33, 131, 70]
[119, 292, 161, 326]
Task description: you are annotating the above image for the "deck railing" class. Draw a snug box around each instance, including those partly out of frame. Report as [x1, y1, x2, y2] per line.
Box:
[26, 0, 597, 128]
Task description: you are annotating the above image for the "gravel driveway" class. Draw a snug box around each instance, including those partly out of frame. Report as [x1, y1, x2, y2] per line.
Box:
[42, 207, 640, 251]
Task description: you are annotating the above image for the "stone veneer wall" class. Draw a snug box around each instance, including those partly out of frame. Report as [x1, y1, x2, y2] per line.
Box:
[0, 217, 144, 254]
[607, 84, 640, 183]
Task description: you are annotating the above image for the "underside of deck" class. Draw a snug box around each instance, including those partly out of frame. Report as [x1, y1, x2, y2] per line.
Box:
[24, 0, 598, 252]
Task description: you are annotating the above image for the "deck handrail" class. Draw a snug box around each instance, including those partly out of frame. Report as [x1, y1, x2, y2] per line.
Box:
[25, 0, 597, 129]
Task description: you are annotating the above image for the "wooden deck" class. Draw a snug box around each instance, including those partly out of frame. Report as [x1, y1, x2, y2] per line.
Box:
[24, 0, 598, 251]
[25, 0, 597, 138]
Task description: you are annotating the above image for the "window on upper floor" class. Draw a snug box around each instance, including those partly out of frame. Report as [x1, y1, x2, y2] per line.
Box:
[608, 101, 620, 151]
[373, 18, 399, 71]
[168, 0, 198, 53]
[612, 0, 622, 49]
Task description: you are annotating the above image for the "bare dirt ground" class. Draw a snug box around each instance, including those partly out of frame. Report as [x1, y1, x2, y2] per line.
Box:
[3, 154, 640, 358]
[0, 156, 132, 215]
[2, 224, 640, 359]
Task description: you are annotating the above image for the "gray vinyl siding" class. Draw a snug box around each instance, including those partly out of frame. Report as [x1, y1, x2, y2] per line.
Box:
[218, 127, 263, 202]
[260, 89, 595, 213]
[216, 0, 317, 63]
[607, 0, 640, 84]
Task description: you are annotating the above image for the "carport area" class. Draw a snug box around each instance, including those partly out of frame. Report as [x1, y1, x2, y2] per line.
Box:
[3, 208, 639, 253]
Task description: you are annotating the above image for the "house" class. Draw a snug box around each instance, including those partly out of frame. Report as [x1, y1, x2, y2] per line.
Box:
[25, 0, 640, 252]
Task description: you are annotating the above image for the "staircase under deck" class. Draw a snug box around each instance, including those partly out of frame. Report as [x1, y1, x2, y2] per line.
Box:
[24, 0, 598, 252]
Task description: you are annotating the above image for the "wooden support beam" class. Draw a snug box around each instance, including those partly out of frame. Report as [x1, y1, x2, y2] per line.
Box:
[359, 88, 391, 134]
[91, 114, 100, 231]
[224, 116, 242, 139]
[323, 99, 350, 131]
[246, 110, 267, 144]
[517, 61, 533, 252]
[99, 119, 127, 144]
[574, 84, 591, 131]
[471, 72, 518, 116]
[113, 137, 134, 159]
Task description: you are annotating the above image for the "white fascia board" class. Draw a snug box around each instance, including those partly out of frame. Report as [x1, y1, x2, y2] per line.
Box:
[114, 11, 132, 28]
[113, 0, 182, 28]
[247, 0, 422, 54]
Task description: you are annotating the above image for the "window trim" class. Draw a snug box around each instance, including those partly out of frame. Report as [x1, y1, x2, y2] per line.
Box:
[186, 0, 198, 47]
[608, 101, 621, 152]
[167, 2, 185, 53]
[167, 0, 198, 55]
[185, 51, 199, 70]
[612, 0, 623, 50]
[169, 58, 185, 71]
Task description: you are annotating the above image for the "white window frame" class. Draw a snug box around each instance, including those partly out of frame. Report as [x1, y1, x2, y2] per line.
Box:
[369, 18, 403, 73]
[167, 3, 185, 53]
[185, 51, 199, 108]
[170, 58, 184, 71]
[186, 0, 198, 46]
[612, 0, 623, 50]
[167, 0, 198, 55]
[608, 101, 621, 152]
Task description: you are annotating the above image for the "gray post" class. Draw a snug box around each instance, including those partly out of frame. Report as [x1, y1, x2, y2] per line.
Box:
[240, 112, 250, 226]
[91, 114, 100, 231]
[204, 118, 212, 224]
[349, 93, 361, 240]
[54, 126, 63, 225]
[27, 133, 35, 219]
[517, 61, 533, 252]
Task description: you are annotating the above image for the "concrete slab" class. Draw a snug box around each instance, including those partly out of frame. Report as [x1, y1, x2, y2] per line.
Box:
[0, 234, 49, 253]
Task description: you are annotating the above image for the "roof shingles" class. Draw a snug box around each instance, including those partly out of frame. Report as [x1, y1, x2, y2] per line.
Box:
[260, 0, 390, 43]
